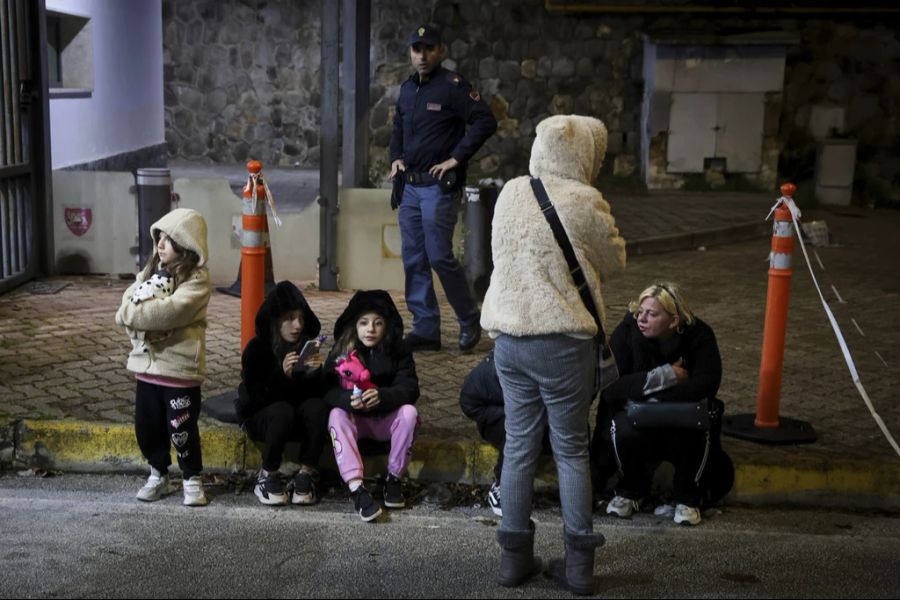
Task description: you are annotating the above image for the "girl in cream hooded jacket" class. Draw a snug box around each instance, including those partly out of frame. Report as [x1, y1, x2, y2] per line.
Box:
[482, 115, 625, 595]
[115, 208, 211, 506]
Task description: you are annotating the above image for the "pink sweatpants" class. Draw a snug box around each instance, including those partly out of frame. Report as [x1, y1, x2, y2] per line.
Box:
[328, 405, 420, 482]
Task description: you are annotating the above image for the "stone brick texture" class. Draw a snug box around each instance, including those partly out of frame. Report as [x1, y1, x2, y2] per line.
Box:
[163, 0, 899, 206]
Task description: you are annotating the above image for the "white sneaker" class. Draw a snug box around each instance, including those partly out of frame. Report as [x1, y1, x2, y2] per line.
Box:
[653, 503, 676, 518]
[183, 476, 209, 507]
[674, 503, 701, 526]
[136, 467, 175, 502]
[606, 495, 639, 518]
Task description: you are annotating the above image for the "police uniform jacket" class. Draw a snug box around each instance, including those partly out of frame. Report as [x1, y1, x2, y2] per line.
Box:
[390, 64, 497, 176]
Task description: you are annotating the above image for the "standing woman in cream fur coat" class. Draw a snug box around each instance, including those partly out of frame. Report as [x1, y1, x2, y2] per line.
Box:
[481, 115, 626, 595]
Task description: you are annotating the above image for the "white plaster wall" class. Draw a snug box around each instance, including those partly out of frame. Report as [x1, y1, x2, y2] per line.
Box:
[336, 189, 405, 291]
[46, 173, 461, 292]
[47, 0, 164, 168]
[52, 170, 138, 274]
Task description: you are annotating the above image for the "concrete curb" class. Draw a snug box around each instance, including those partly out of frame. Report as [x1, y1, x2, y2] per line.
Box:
[627, 221, 770, 255]
[4, 418, 899, 511]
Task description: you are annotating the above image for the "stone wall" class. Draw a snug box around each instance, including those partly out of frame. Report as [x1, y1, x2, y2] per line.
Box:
[163, 0, 899, 204]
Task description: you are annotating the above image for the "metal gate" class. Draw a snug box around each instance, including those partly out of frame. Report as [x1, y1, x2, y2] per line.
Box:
[0, 0, 48, 295]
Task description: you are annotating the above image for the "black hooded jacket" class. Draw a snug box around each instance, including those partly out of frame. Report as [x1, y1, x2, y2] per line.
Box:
[323, 290, 420, 415]
[235, 281, 324, 423]
[458, 350, 504, 435]
[600, 312, 722, 410]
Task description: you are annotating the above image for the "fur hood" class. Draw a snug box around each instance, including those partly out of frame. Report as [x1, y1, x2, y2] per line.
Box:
[481, 115, 626, 338]
[151, 208, 208, 268]
[254, 281, 321, 345]
[529, 114, 608, 184]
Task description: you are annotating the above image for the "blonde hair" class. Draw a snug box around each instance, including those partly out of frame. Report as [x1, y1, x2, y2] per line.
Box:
[628, 281, 695, 328]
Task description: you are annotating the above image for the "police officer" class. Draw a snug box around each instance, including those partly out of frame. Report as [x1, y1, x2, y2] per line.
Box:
[389, 24, 497, 353]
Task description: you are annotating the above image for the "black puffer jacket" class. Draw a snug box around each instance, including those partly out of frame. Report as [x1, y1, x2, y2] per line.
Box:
[323, 290, 419, 415]
[235, 281, 324, 423]
[601, 312, 722, 410]
[459, 350, 504, 437]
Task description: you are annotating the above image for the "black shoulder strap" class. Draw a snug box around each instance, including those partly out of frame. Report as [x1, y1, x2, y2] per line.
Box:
[530, 177, 606, 340]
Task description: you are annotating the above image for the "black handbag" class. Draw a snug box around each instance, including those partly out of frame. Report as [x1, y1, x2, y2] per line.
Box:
[530, 177, 619, 392]
[624, 397, 711, 430]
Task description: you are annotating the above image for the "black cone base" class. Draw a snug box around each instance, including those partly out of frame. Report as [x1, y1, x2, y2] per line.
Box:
[723, 413, 817, 445]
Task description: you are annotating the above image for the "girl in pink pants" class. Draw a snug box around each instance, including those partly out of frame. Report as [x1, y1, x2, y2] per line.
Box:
[323, 290, 421, 522]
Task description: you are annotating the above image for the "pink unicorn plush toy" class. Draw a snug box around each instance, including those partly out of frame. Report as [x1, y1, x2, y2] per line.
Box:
[334, 350, 377, 394]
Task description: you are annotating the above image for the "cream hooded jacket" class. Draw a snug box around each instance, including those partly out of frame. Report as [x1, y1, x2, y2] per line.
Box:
[480, 115, 626, 338]
[115, 208, 211, 382]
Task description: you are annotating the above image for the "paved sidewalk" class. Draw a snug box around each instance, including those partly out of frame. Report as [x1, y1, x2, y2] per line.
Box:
[1, 191, 898, 510]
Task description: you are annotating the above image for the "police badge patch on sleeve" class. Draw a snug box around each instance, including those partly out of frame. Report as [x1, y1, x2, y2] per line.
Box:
[469, 90, 481, 102]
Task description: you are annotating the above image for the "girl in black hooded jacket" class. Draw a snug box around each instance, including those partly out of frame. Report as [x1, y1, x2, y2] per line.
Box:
[236, 281, 330, 507]
[323, 290, 420, 522]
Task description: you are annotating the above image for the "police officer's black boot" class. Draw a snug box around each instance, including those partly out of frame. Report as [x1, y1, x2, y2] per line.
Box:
[545, 529, 605, 595]
[496, 521, 542, 587]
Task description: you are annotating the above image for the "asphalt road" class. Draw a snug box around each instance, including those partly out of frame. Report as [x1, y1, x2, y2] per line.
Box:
[0, 473, 897, 598]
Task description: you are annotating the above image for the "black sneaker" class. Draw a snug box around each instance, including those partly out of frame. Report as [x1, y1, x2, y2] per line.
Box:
[383, 474, 406, 508]
[350, 485, 383, 522]
[254, 470, 288, 506]
[291, 470, 319, 505]
[487, 479, 502, 517]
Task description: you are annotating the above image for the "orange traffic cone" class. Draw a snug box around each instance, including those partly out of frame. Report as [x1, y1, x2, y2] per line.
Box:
[723, 183, 817, 444]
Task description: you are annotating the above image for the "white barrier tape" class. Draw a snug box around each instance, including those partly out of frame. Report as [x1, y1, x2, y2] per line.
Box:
[779, 197, 900, 459]
[246, 173, 261, 215]
[851, 318, 865, 337]
[262, 180, 282, 228]
[247, 173, 281, 227]
[875, 351, 888, 368]
[766, 195, 802, 223]
[245, 173, 281, 227]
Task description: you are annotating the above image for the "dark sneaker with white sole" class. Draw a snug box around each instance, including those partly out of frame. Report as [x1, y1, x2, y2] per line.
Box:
[291, 470, 319, 505]
[487, 479, 502, 517]
[254, 470, 288, 506]
[383, 474, 405, 508]
[350, 485, 382, 522]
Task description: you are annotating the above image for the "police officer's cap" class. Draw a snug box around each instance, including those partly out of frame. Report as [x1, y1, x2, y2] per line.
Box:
[408, 24, 441, 47]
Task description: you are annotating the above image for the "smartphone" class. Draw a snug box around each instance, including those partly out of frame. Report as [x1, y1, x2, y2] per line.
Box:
[297, 339, 322, 363]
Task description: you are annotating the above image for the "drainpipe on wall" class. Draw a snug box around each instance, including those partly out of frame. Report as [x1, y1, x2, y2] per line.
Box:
[318, 0, 339, 291]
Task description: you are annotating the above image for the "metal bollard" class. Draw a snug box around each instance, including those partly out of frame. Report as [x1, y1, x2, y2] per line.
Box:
[136, 168, 172, 268]
[463, 185, 498, 302]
